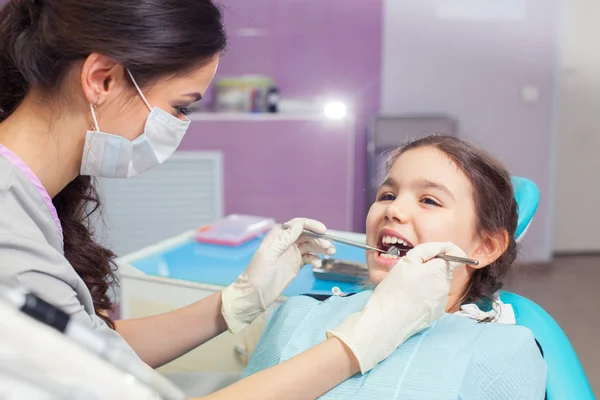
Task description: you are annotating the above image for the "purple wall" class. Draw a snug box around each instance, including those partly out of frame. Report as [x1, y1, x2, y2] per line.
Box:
[181, 117, 356, 230]
[381, 0, 559, 261]
[212, 0, 383, 231]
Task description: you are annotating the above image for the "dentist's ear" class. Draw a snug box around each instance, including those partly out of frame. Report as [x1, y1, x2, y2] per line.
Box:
[80, 53, 124, 106]
[471, 229, 509, 269]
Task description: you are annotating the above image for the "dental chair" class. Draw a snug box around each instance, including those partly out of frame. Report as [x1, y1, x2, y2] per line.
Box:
[502, 177, 595, 399]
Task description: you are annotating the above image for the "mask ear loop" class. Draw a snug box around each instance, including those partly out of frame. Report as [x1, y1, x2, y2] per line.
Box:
[84, 103, 100, 173]
[126, 69, 153, 112]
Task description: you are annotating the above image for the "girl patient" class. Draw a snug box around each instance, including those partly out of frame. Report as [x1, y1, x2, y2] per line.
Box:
[243, 135, 547, 399]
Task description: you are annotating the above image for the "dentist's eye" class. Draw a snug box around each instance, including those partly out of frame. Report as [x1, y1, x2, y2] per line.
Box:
[378, 193, 396, 202]
[421, 197, 441, 207]
[173, 105, 192, 116]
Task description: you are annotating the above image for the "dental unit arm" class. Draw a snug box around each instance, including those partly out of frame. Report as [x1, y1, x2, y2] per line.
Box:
[0, 281, 186, 400]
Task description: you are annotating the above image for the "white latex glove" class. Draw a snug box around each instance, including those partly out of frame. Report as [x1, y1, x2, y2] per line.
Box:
[326, 241, 467, 374]
[222, 218, 336, 333]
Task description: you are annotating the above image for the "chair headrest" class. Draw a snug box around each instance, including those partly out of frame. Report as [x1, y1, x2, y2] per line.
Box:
[511, 176, 540, 241]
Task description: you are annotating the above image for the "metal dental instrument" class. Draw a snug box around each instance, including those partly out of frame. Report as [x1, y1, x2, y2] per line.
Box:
[281, 224, 480, 266]
[281, 223, 384, 253]
[387, 245, 480, 266]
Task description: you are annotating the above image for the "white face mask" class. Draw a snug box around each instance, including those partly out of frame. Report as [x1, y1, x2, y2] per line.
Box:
[80, 70, 191, 178]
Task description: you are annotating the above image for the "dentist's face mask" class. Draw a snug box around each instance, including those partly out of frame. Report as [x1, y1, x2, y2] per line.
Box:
[81, 70, 191, 178]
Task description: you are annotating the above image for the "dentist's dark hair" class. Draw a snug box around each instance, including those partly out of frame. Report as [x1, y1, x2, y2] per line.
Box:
[386, 135, 518, 314]
[0, 0, 227, 328]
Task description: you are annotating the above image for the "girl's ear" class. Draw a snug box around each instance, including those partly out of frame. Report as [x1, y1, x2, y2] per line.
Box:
[471, 229, 509, 269]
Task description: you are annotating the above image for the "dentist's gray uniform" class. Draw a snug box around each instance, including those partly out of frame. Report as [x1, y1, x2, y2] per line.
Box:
[0, 151, 242, 396]
[0, 154, 138, 357]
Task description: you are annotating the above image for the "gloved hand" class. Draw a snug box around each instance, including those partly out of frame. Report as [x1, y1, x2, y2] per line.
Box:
[222, 218, 336, 333]
[326, 241, 467, 373]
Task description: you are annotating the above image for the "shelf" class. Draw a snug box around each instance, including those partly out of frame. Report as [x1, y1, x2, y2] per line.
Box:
[189, 112, 350, 122]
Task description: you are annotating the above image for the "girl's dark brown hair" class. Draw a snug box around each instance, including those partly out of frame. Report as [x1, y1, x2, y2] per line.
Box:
[0, 0, 227, 328]
[386, 135, 518, 310]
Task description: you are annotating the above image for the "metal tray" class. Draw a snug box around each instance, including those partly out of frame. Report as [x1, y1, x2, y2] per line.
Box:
[312, 258, 369, 284]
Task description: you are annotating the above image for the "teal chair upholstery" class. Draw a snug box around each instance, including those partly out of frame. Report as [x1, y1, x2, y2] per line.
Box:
[507, 177, 594, 399]
[511, 176, 540, 241]
[501, 291, 595, 399]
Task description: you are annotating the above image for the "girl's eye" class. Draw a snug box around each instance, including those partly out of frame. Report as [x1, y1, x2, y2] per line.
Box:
[378, 193, 396, 202]
[421, 197, 441, 207]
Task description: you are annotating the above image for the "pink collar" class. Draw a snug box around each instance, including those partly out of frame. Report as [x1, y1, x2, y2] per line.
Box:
[0, 144, 64, 240]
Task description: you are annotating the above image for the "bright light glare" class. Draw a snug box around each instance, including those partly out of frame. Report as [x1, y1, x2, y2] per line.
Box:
[323, 101, 347, 119]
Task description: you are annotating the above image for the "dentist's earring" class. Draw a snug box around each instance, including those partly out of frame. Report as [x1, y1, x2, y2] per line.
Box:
[84, 103, 99, 173]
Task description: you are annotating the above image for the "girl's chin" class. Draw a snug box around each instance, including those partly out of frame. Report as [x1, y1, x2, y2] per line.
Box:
[368, 268, 389, 286]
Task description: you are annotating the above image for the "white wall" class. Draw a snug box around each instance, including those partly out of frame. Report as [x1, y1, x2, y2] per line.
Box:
[381, 0, 560, 262]
[553, 0, 600, 253]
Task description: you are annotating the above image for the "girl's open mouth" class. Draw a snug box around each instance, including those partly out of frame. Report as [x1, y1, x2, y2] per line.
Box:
[374, 229, 414, 264]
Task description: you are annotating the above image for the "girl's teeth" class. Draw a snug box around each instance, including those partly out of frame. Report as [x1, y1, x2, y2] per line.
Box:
[380, 253, 399, 259]
[380, 234, 412, 247]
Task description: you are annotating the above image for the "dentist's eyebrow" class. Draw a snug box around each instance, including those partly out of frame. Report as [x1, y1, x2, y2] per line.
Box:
[183, 92, 203, 101]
